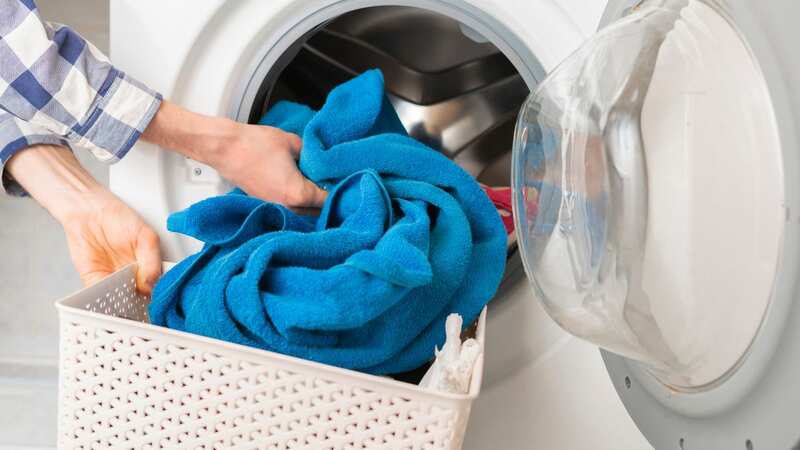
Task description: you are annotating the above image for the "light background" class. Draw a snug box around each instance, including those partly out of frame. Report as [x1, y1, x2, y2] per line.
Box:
[0, 1, 110, 447]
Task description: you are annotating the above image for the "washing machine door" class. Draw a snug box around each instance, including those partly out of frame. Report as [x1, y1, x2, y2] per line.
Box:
[512, 0, 800, 448]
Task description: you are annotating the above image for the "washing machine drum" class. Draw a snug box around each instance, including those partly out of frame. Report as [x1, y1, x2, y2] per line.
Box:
[514, 0, 800, 447]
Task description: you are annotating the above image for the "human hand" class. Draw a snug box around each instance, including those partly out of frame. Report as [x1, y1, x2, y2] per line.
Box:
[6, 145, 162, 293]
[209, 123, 327, 208]
[142, 101, 327, 208]
[59, 189, 162, 294]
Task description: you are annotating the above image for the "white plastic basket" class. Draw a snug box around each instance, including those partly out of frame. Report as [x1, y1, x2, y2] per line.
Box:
[55, 264, 486, 449]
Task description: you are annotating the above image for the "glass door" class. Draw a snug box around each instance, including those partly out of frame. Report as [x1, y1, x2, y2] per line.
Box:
[512, 0, 785, 391]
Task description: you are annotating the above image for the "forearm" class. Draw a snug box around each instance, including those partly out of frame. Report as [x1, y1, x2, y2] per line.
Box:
[5, 143, 163, 292]
[141, 100, 236, 167]
[4, 144, 105, 223]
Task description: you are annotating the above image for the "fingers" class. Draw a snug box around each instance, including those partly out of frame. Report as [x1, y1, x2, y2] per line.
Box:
[289, 206, 323, 216]
[281, 134, 326, 208]
[285, 132, 303, 159]
[284, 176, 328, 209]
[134, 228, 163, 295]
[302, 179, 328, 208]
[80, 271, 110, 289]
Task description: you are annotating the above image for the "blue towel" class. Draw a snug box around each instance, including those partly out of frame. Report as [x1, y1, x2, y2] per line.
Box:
[149, 70, 507, 374]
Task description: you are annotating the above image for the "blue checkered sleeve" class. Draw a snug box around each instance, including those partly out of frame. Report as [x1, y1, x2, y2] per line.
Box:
[0, 0, 162, 194]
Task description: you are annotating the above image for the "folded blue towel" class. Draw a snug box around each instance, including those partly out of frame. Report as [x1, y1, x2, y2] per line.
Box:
[149, 70, 507, 374]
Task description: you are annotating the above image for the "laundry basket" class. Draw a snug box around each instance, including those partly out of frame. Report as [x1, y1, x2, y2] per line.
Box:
[55, 264, 486, 449]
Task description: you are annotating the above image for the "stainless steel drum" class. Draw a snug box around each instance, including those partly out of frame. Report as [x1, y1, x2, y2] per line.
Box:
[251, 6, 529, 188]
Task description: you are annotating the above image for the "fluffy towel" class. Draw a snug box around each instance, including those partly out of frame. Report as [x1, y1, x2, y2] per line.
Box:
[149, 70, 506, 374]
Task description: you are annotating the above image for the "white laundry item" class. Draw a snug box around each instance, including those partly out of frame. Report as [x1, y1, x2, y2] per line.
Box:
[419, 314, 482, 394]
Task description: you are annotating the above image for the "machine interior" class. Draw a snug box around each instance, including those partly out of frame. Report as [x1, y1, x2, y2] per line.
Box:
[248, 6, 530, 189]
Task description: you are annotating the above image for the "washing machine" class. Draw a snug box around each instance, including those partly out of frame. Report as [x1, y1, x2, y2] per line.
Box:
[110, 0, 800, 449]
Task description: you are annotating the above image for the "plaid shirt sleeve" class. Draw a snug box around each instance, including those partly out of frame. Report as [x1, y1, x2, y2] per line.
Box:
[0, 0, 162, 195]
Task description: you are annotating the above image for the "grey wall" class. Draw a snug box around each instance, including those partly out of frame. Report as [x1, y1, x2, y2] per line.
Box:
[0, 1, 110, 447]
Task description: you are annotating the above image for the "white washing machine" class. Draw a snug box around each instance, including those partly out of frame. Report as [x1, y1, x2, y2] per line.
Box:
[109, 1, 800, 449]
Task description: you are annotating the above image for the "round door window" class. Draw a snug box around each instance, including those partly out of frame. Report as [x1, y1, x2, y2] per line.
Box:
[512, 0, 785, 390]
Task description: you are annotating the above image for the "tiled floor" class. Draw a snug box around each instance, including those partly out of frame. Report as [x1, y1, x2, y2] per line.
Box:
[0, 2, 110, 447]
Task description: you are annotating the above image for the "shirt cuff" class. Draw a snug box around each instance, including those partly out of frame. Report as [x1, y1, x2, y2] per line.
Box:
[0, 117, 72, 197]
[67, 70, 162, 163]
